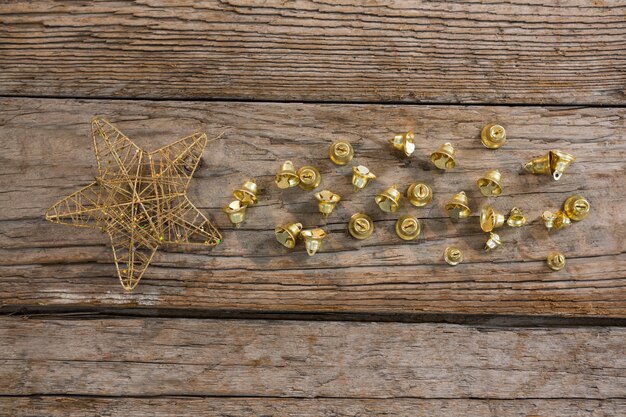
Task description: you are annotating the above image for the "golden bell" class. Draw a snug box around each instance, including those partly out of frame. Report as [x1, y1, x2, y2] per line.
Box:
[375, 185, 401, 213]
[476, 170, 503, 197]
[315, 190, 341, 217]
[563, 194, 590, 221]
[275, 160, 300, 189]
[524, 150, 576, 181]
[328, 141, 354, 165]
[223, 200, 247, 227]
[300, 228, 327, 256]
[481, 123, 506, 149]
[233, 179, 258, 206]
[507, 207, 526, 227]
[484, 232, 502, 251]
[389, 131, 416, 157]
[542, 210, 571, 231]
[352, 165, 376, 190]
[430, 142, 456, 170]
[553, 210, 571, 230]
[479, 205, 506, 233]
[406, 182, 433, 207]
[444, 246, 463, 266]
[297, 166, 322, 191]
[395, 215, 421, 241]
[348, 213, 374, 240]
[547, 252, 566, 271]
[274, 222, 303, 249]
[445, 191, 471, 219]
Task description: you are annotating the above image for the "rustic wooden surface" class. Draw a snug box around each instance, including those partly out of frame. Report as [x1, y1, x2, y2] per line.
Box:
[1, 1, 625, 415]
[5, 397, 625, 417]
[0, 317, 624, 415]
[1, 0, 625, 105]
[1, 98, 624, 317]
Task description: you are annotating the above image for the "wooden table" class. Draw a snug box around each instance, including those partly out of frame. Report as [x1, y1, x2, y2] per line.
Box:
[1, 2, 625, 415]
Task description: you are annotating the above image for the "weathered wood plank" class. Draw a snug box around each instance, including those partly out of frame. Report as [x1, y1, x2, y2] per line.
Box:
[1, 317, 624, 400]
[1, 0, 625, 104]
[0, 98, 625, 316]
[2, 397, 625, 417]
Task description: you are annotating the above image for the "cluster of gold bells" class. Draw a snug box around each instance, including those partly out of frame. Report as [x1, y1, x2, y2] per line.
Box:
[223, 123, 589, 269]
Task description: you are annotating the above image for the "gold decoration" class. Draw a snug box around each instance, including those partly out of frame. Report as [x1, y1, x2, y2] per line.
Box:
[541, 210, 571, 231]
[328, 141, 354, 165]
[563, 194, 590, 221]
[444, 247, 463, 266]
[430, 142, 456, 170]
[445, 191, 471, 220]
[547, 252, 566, 271]
[523, 150, 576, 181]
[484, 232, 502, 251]
[315, 190, 341, 217]
[395, 215, 421, 241]
[297, 166, 322, 191]
[223, 200, 247, 227]
[389, 131, 416, 157]
[481, 123, 506, 149]
[477, 170, 503, 197]
[233, 179, 258, 206]
[479, 205, 506, 233]
[507, 207, 526, 227]
[275, 161, 300, 189]
[352, 165, 376, 190]
[275, 222, 303, 249]
[375, 185, 401, 213]
[45, 118, 221, 291]
[301, 228, 327, 256]
[348, 213, 375, 240]
[406, 182, 433, 207]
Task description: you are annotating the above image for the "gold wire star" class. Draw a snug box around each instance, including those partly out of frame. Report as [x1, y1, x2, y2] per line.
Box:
[45, 118, 222, 291]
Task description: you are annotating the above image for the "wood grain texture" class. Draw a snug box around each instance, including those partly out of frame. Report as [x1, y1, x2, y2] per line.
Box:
[3, 397, 625, 417]
[1, 317, 625, 400]
[1, 0, 625, 105]
[1, 98, 625, 317]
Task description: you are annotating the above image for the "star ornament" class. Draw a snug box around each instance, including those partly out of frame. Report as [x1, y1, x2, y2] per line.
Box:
[45, 118, 222, 291]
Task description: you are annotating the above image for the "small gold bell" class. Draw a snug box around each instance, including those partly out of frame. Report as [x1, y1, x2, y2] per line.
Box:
[375, 185, 401, 213]
[348, 213, 374, 240]
[275, 160, 300, 189]
[547, 252, 566, 271]
[300, 228, 327, 256]
[479, 205, 506, 233]
[476, 170, 503, 197]
[275, 222, 303, 249]
[541, 211, 556, 230]
[445, 191, 471, 219]
[523, 150, 576, 181]
[395, 215, 421, 241]
[389, 131, 416, 157]
[563, 194, 590, 222]
[481, 123, 506, 149]
[444, 246, 463, 266]
[507, 207, 526, 227]
[315, 190, 341, 217]
[223, 200, 247, 227]
[406, 182, 433, 207]
[297, 166, 322, 191]
[430, 142, 456, 170]
[328, 141, 354, 165]
[352, 165, 376, 190]
[484, 232, 502, 251]
[553, 210, 571, 230]
[541, 210, 571, 231]
[233, 179, 258, 206]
